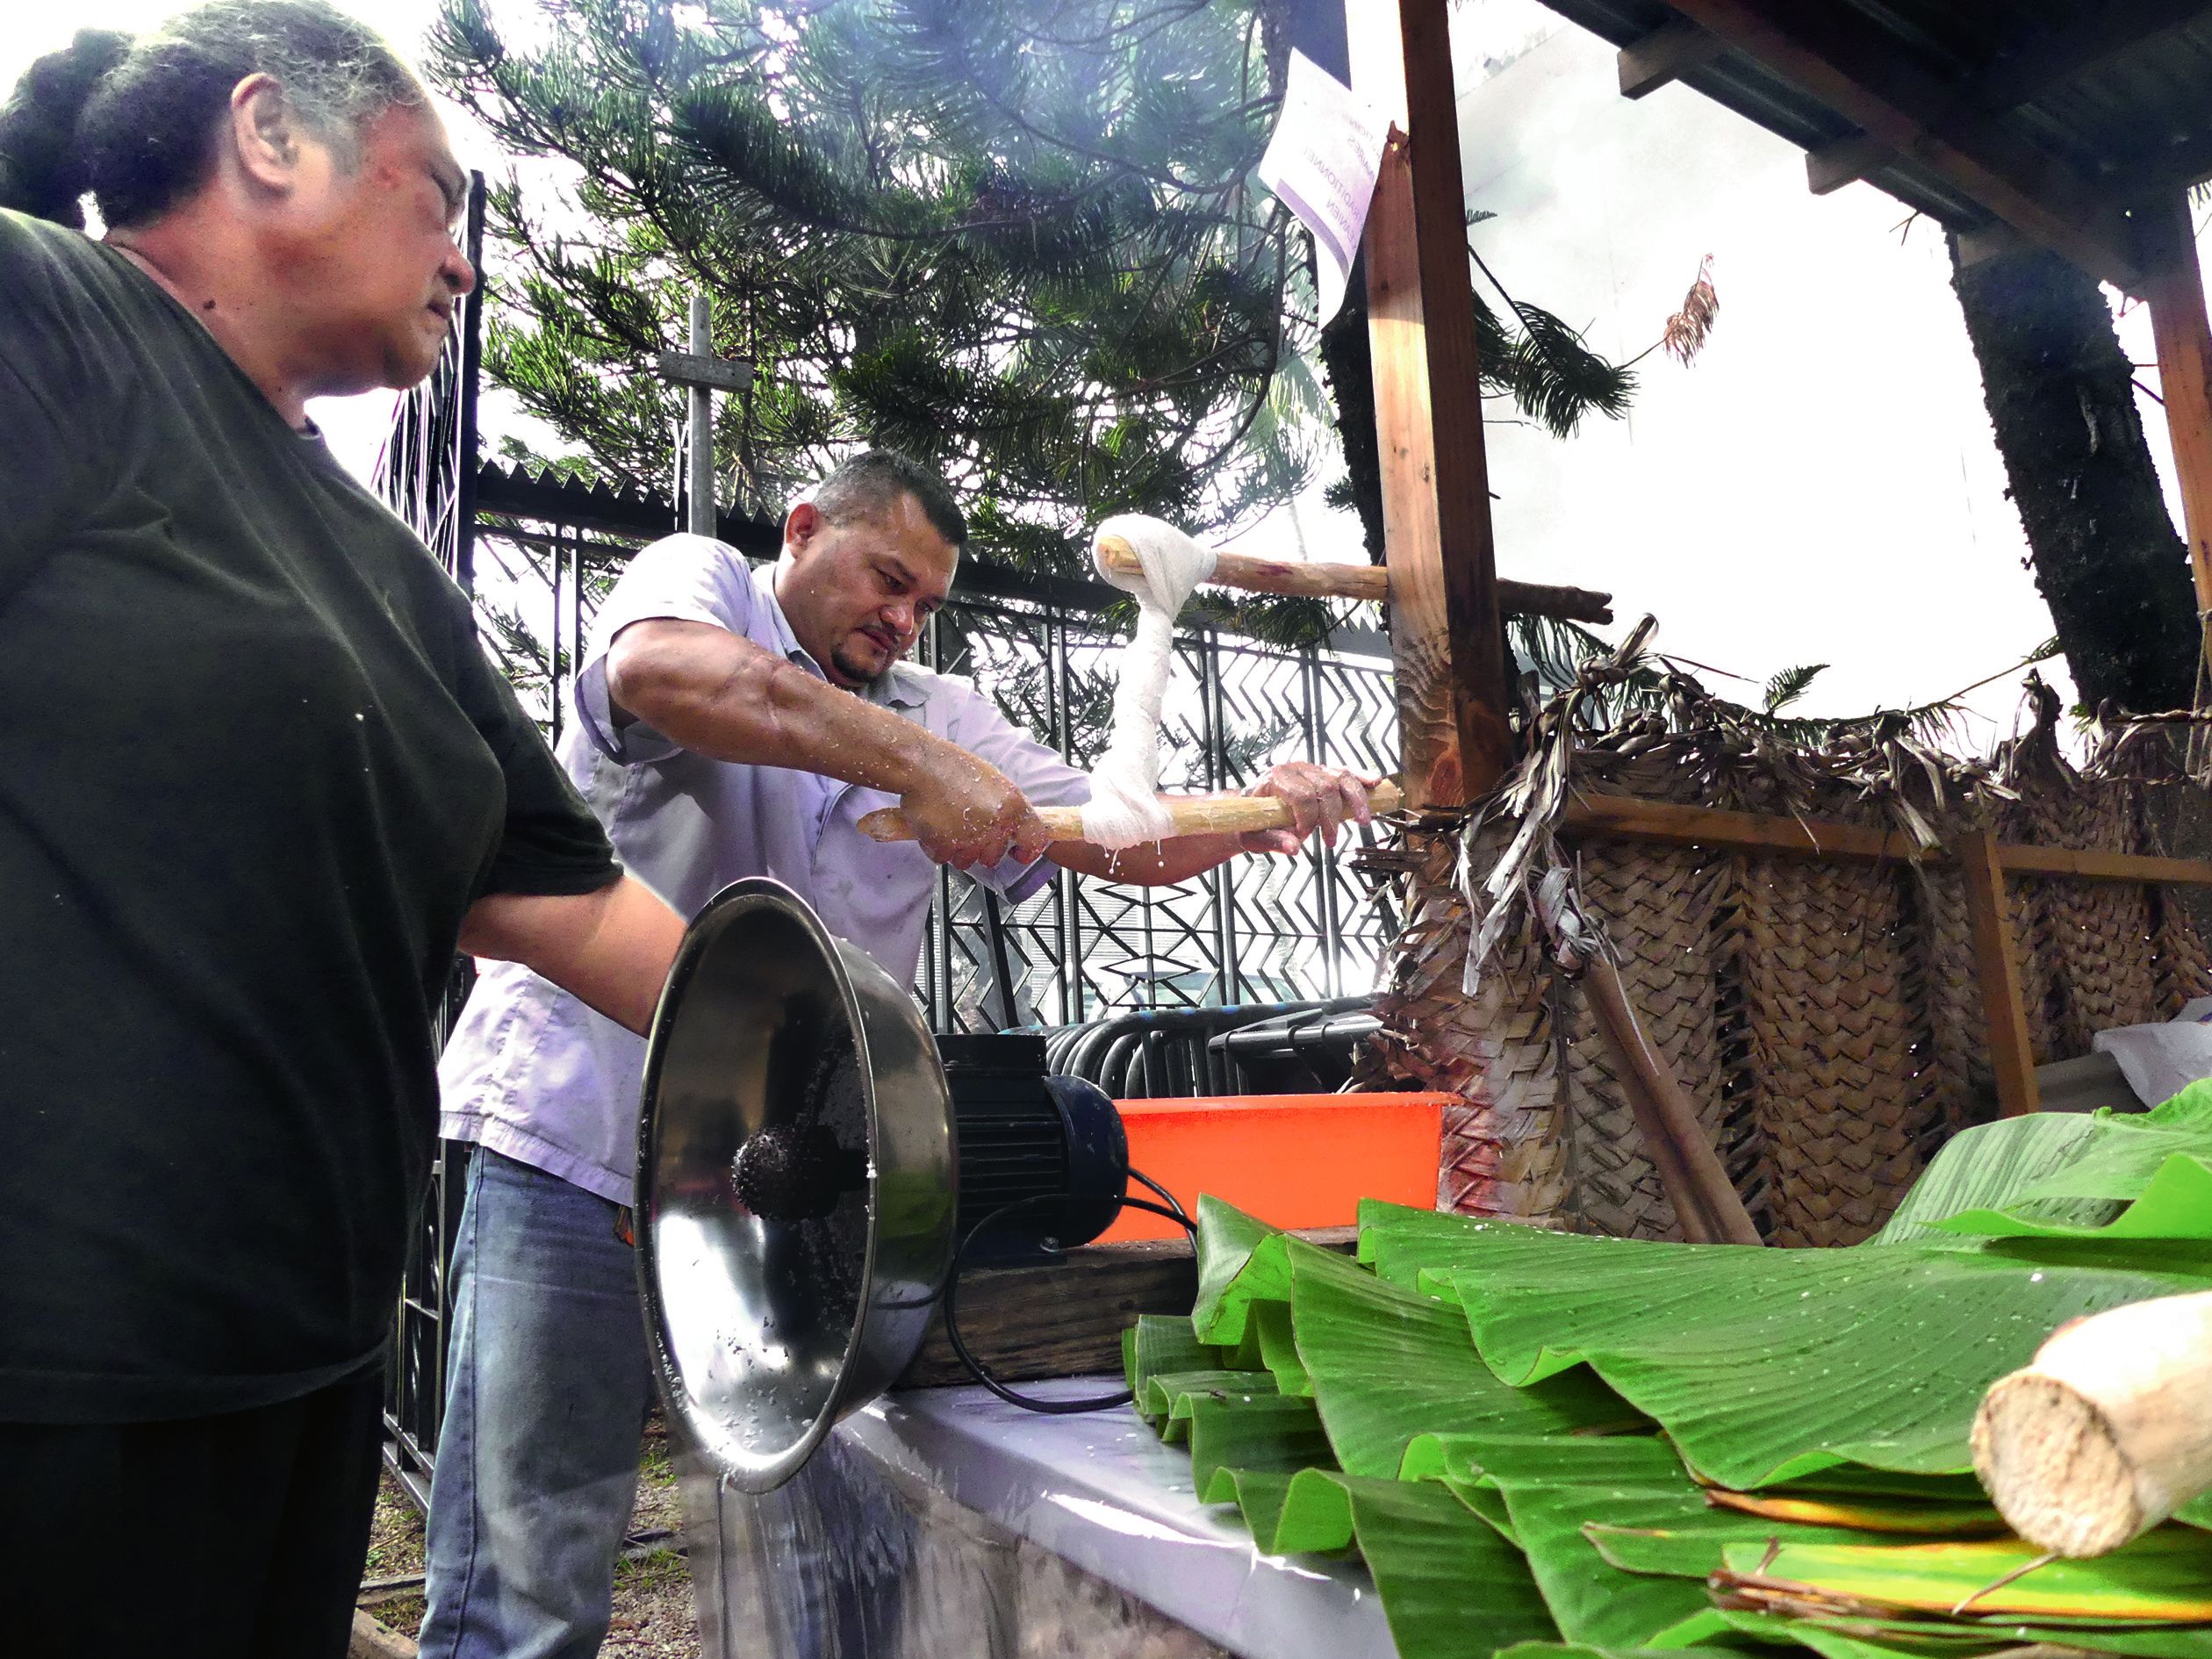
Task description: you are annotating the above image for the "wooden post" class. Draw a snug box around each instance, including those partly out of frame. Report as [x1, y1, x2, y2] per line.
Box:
[2143, 197, 2212, 656]
[1347, 0, 1513, 808]
[1957, 830, 2041, 1117]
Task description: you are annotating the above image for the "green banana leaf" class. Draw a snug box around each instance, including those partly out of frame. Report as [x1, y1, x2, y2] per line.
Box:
[1192, 1194, 1291, 1345]
[1694, 1490, 2004, 1535]
[1185, 1390, 1332, 1494]
[1740, 1609, 2212, 1659]
[1719, 1530, 2212, 1620]
[1877, 1085, 2212, 1244]
[1328, 1473, 1562, 1659]
[1461, 1435, 1787, 1647]
[1408, 1433, 1923, 1648]
[1935, 1153, 2212, 1241]
[1277, 1233, 1635, 1477]
[1124, 1311, 1217, 1397]
[1140, 1110, 2212, 1659]
[1713, 1467, 1989, 1505]
[1199, 1466, 1309, 1552]
[1139, 1368, 1275, 1424]
[1253, 1296, 1312, 1396]
[1356, 1212, 2212, 1486]
[1196, 1464, 1359, 1555]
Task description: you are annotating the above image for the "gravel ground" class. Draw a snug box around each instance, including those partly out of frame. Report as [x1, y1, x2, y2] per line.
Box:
[360, 1414, 700, 1657]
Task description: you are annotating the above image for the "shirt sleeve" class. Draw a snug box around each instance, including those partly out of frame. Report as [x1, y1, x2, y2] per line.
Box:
[446, 589, 624, 900]
[574, 533, 759, 765]
[941, 679, 1092, 906]
[0, 216, 113, 599]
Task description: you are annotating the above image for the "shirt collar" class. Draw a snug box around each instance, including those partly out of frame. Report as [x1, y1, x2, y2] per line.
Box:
[752, 563, 928, 711]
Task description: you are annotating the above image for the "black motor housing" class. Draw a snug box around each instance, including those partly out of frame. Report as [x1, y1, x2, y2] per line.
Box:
[938, 1034, 1128, 1256]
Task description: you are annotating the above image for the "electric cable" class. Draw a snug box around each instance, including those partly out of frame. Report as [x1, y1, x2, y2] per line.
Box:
[942, 1187, 1196, 1414]
[1125, 1163, 1189, 1229]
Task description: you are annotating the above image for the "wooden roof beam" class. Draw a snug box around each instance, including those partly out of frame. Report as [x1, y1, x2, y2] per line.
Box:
[1971, 0, 2212, 114]
[1618, 15, 1726, 99]
[1661, 0, 2141, 290]
[1807, 2, 2212, 200]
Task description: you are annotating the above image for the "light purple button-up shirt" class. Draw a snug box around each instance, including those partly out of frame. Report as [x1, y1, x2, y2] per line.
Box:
[437, 534, 1090, 1203]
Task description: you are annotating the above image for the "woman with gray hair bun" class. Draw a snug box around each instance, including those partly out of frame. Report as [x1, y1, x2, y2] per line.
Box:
[0, 6, 690, 1655]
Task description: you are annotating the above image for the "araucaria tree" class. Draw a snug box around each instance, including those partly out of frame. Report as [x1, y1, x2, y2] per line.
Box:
[427, 0, 1634, 590]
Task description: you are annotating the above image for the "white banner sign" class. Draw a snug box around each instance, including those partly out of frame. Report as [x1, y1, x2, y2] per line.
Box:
[1256, 50, 1392, 324]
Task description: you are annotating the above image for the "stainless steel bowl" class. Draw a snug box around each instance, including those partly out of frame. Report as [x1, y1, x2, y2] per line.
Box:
[635, 878, 955, 1492]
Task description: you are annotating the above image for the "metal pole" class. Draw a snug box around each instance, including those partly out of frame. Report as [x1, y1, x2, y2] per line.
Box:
[453, 172, 487, 599]
[687, 293, 715, 538]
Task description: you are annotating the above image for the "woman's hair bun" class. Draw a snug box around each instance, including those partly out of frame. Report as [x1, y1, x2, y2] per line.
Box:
[0, 30, 135, 228]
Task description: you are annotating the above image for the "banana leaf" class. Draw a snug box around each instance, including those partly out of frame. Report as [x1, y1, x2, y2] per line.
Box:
[1278, 1234, 1634, 1477]
[1455, 1435, 1798, 1647]
[1399, 1433, 1930, 1648]
[1718, 1531, 2212, 1621]
[1727, 1608, 2212, 1659]
[1124, 1311, 1218, 1397]
[1934, 1153, 2212, 1242]
[1199, 1466, 1310, 1552]
[1139, 1368, 1275, 1424]
[1326, 1473, 1562, 1659]
[1718, 1469, 1989, 1505]
[1409, 1223, 2211, 1486]
[1697, 1491, 2006, 1536]
[1195, 1464, 1359, 1555]
[1192, 1195, 1291, 1345]
[1253, 1297, 1312, 1397]
[1877, 1086, 2212, 1245]
[1185, 1390, 1332, 1493]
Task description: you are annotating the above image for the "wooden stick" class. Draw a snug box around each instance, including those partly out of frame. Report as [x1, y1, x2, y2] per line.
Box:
[1564, 794, 2212, 887]
[858, 780, 1404, 845]
[1973, 1291, 2212, 1557]
[1957, 829, 2041, 1118]
[1579, 952, 1764, 1246]
[1094, 536, 1614, 624]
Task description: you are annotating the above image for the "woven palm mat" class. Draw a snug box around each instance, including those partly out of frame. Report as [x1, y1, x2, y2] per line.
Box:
[1554, 837, 1760, 1241]
[1354, 770, 2208, 1246]
[1353, 824, 1566, 1223]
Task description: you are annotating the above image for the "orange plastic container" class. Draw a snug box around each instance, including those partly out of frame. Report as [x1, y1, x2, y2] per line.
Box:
[1099, 1092, 1447, 1243]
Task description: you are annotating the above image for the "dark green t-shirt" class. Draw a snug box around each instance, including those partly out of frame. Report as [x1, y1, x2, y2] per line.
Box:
[0, 211, 621, 1423]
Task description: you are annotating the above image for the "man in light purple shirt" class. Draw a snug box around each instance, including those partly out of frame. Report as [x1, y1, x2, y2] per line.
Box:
[417, 451, 1375, 1659]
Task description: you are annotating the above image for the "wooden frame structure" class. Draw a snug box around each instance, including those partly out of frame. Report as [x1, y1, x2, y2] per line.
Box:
[1562, 794, 2212, 1118]
[1304, 0, 2212, 1140]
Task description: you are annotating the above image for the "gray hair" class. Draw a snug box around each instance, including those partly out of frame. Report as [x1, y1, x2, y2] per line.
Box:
[0, 2, 424, 230]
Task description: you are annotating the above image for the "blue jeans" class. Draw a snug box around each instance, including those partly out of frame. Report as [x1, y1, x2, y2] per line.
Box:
[417, 1147, 655, 1659]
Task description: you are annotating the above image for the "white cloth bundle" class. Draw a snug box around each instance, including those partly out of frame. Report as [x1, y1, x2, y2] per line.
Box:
[1081, 514, 1217, 849]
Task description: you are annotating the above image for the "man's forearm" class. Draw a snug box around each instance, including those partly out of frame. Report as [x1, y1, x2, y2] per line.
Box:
[459, 875, 688, 1037]
[1051, 830, 1246, 886]
[607, 620, 945, 794]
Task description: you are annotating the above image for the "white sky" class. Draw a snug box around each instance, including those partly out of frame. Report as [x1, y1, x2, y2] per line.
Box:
[9, 0, 2205, 743]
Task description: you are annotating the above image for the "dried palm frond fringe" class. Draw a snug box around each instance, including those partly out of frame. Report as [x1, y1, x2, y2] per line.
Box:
[1352, 626, 2212, 1247]
[1663, 254, 1720, 366]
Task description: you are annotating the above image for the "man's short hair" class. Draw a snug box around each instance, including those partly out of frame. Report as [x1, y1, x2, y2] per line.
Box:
[810, 449, 966, 553]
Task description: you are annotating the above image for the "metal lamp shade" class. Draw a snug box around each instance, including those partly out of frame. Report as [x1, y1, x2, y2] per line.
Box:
[635, 878, 956, 1492]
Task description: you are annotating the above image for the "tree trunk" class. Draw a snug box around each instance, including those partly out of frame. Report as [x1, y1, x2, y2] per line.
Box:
[1950, 238, 2199, 714]
[1318, 281, 1388, 561]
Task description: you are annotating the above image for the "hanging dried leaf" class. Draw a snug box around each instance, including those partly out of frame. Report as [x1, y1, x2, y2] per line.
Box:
[1663, 255, 1720, 366]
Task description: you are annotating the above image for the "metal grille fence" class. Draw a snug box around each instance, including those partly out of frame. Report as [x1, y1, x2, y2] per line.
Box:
[916, 598, 1401, 1031]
